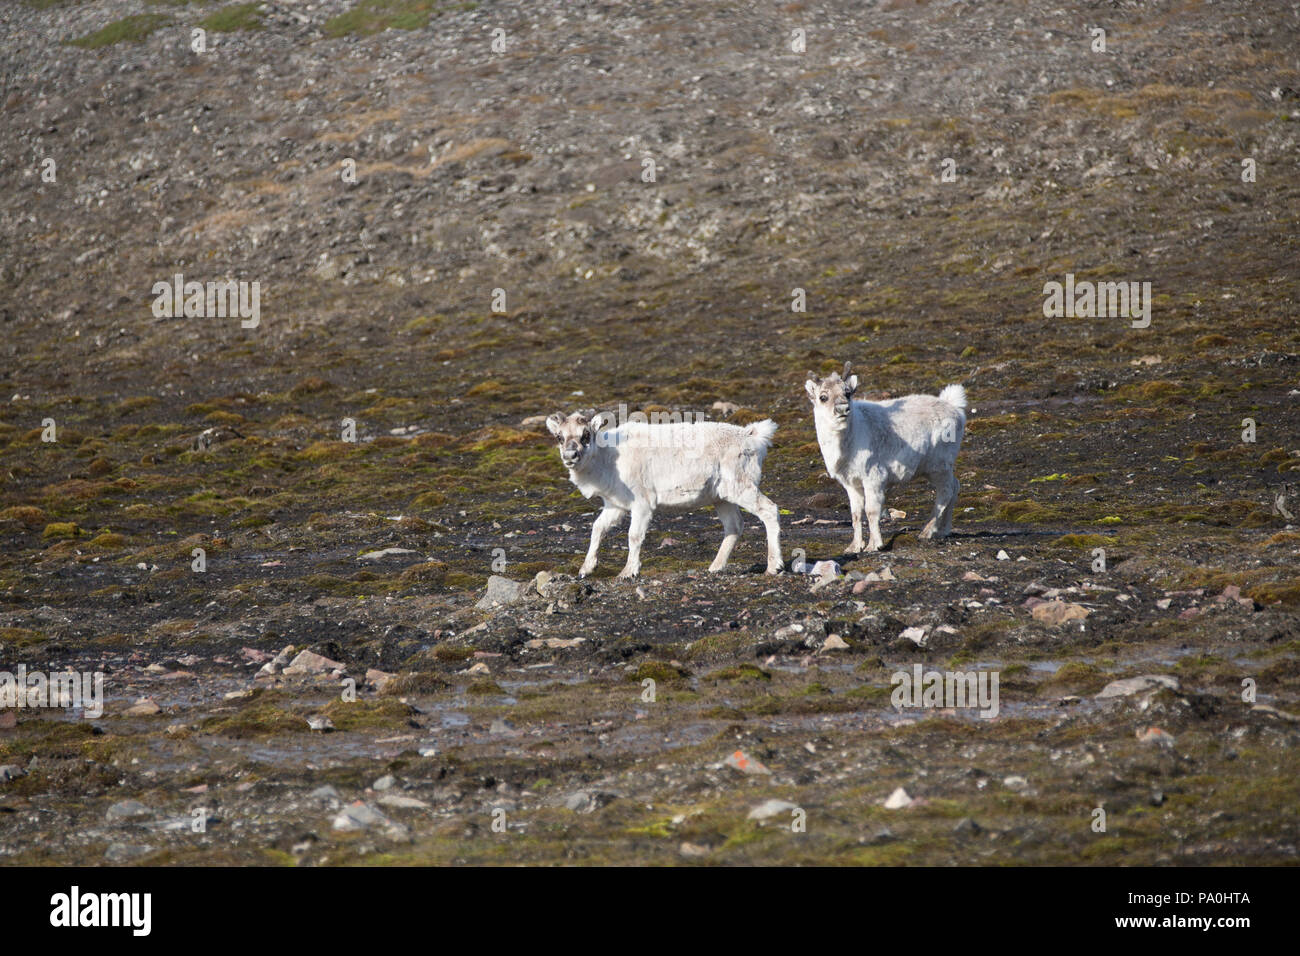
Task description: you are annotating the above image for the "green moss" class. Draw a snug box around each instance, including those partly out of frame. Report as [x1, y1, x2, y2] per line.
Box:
[995, 501, 1062, 523]
[703, 664, 771, 682]
[0, 506, 46, 526]
[69, 13, 171, 48]
[199, 2, 264, 32]
[1052, 533, 1116, 549]
[627, 662, 688, 684]
[200, 693, 301, 737]
[323, 0, 456, 37]
[1040, 662, 1107, 693]
[41, 522, 79, 540]
[322, 698, 414, 730]
[685, 632, 753, 659]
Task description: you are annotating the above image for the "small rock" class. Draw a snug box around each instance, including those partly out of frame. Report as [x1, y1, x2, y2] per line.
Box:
[306, 715, 335, 732]
[773, 623, 805, 640]
[953, 817, 982, 836]
[883, 787, 912, 809]
[747, 798, 799, 821]
[357, 547, 418, 561]
[489, 718, 516, 735]
[1095, 675, 1179, 699]
[711, 401, 740, 416]
[124, 698, 161, 717]
[106, 799, 152, 822]
[524, 637, 585, 649]
[257, 645, 295, 677]
[810, 573, 842, 593]
[372, 775, 396, 791]
[996, 550, 1010, 561]
[810, 560, 841, 577]
[821, 635, 849, 651]
[1031, 600, 1091, 626]
[287, 649, 345, 675]
[899, 626, 928, 646]
[378, 794, 430, 809]
[724, 749, 771, 775]
[679, 841, 711, 857]
[561, 790, 617, 813]
[366, 668, 396, 690]
[1003, 775, 1029, 792]
[332, 801, 406, 838]
[0, 764, 26, 783]
[1136, 726, 1175, 749]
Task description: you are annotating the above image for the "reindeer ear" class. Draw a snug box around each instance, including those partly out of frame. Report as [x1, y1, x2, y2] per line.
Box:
[843, 361, 853, 380]
[846, 374, 859, 393]
[804, 378, 818, 401]
[590, 411, 614, 432]
[545, 413, 565, 437]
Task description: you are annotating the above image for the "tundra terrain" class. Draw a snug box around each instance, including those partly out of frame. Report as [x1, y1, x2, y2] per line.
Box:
[0, 0, 1297, 865]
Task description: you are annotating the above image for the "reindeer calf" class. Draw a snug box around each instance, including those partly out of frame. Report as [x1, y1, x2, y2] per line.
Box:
[546, 410, 784, 578]
[805, 363, 967, 552]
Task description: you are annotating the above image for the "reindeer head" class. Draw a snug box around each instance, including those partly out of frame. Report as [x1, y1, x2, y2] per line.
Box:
[805, 362, 859, 424]
[546, 409, 613, 470]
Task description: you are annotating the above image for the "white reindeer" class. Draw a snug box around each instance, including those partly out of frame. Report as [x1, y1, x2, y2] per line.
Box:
[546, 409, 784, 578]
[805, 363, 967, 552]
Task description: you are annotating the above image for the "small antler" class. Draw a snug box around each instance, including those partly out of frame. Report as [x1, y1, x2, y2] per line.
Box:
[806, 370, 818, 382]
[843, 361, 853, 379]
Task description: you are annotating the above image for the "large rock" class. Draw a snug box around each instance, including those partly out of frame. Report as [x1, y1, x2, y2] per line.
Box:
[476, 575, 528, 609]
[284, 649, 345, 676]
[1031, 600, 1091, 625]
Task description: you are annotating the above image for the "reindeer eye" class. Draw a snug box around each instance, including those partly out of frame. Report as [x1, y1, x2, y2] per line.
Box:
[820, 394, 828, 402]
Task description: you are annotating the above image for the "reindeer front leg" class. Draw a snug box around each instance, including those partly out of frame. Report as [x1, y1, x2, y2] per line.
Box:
[579, 505, 626, 577]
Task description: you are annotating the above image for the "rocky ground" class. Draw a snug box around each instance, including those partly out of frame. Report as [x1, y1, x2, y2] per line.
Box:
[0, 0, 1298, 865]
